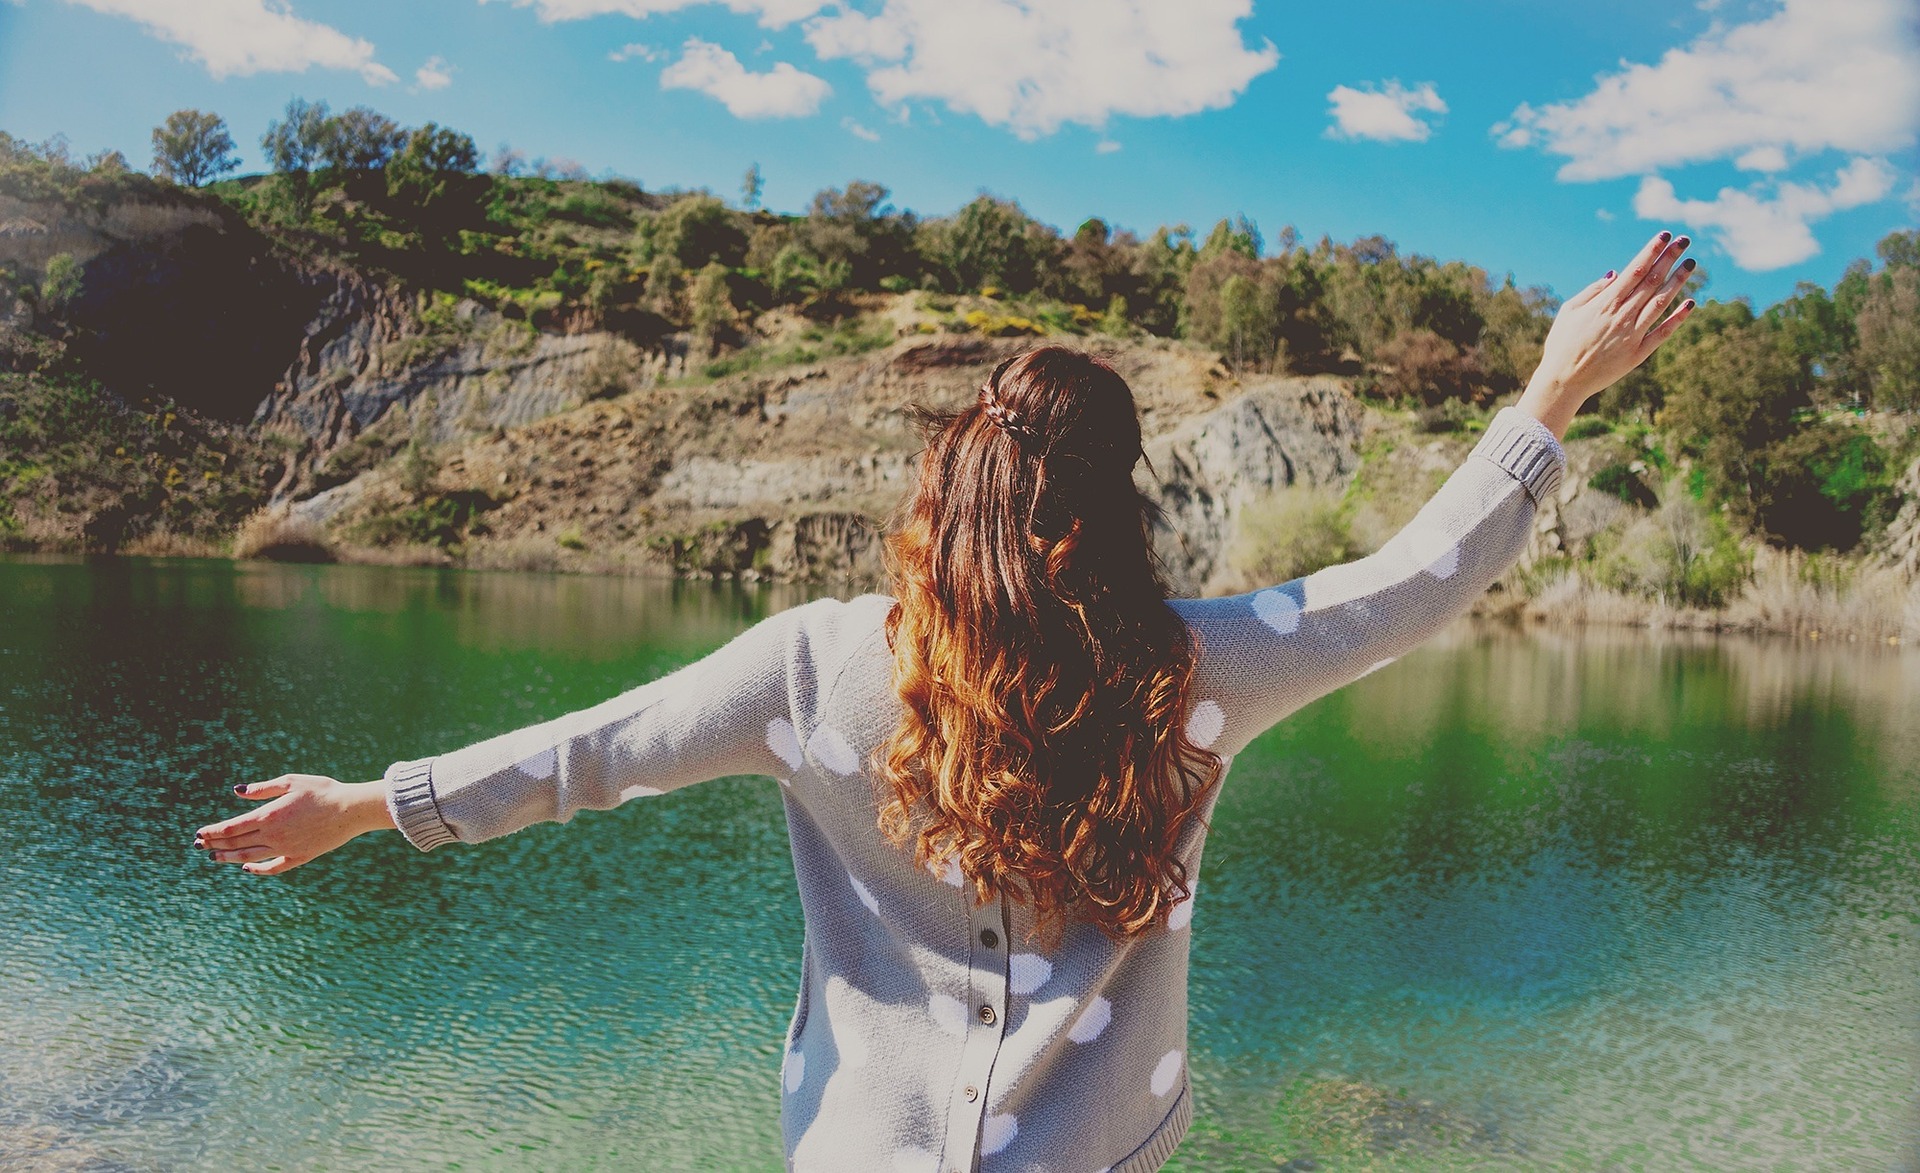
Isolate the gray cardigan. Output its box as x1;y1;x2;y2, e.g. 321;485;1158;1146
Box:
385;407;1565;1173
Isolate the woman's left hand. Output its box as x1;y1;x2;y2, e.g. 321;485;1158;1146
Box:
194;774;395;875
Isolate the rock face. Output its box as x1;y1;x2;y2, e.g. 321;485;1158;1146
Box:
1882;455;1920;576
1143;376;1366;595
299;327;1377;590
251;276;689;499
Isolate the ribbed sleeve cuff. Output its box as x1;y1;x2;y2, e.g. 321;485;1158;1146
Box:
1472;407;1566;506
385;758;458;851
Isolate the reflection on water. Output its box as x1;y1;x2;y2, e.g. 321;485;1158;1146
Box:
0;556;1914;1171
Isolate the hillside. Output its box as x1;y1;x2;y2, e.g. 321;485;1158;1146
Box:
1;123;1916;639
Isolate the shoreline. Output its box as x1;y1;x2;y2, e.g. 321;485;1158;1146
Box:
8;547;1910;647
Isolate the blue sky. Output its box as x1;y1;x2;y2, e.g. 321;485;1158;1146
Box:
1;0;1914;308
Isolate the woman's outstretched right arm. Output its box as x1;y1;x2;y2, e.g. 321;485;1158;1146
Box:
194;595;850;874
1178;230;1695;757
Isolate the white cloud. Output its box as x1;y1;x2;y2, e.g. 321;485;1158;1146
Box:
415;56;454;90
609;42;664;62
660;38;830;118
488;0;825;27
1096;139;1121;154
1495;0;1920;181
1734;145;1787;172
803;0;1278;139
842;116;880;141
1633;156;1899;269
1595;207;1616;222
1325;80;1446;143
65;0;396;83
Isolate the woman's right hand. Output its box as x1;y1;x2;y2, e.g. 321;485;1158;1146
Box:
194;774;396;875
1518;229;1696;438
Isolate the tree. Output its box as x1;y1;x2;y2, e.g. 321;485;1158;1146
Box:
741;163;763;211
320;106;406;174
1854;266;1920;410
926;195;1060;295
150;110;238;187
689;262;736;355
261;98;330;176
635;193;748;271
384;123;480;213
260;97;331;219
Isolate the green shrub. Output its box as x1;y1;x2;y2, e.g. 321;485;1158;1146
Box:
1232;485;1357;585
350;489;497;548
38;252;83;310
1588;462;1659;508
1590;491;1751;608
1565;415;1614;440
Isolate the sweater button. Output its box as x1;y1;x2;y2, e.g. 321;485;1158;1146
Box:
979;929;998;949
978;1004;996;1025
963;1085;978;1102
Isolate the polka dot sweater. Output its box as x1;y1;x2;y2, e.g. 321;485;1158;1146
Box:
385;407;1565;1173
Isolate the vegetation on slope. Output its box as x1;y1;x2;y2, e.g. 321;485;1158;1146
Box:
1;109;1916;634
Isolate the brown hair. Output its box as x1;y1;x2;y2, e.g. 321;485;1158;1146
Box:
877;346;1221;942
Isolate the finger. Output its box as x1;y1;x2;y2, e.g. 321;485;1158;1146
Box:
195;828;272;849
195;813;265;841
237;776;293;801
210;845;282;864
1565;269;1616;309
242;856;300;876
1637;298;1696;360
1609;230;1675;305
1639;256;1696;328
1632;235;1691;307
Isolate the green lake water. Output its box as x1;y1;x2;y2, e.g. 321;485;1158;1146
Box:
0;556;1915;1171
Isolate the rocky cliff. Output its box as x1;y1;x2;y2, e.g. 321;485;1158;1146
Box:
269;316;1403;592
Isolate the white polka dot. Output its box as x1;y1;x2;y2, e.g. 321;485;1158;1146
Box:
848;870;880;915
891;1148;939;1173
1008;953;1053;996
980;1112;1018;1156
618;784;664;802
766;718;804;771
807;724;860;775
929;993;967;1037
824;977;869;1069
1151;1049;1183;1096
928;856;964;888
1251;588;1302;634
518;747;557;780
1184;700;1225;748
1020;993;1078;1045
1068;996;1111;1044
1408;527;1461;579
783;1050;805;1093
1168;883;1197;932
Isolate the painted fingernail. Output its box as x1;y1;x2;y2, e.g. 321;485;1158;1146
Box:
1658;231;1671;242
1683;299;1696;309
1675;236;1690;248
192;838;204;849
206;850;219;861
1682;258;1696;270
234;784;248;796
1605;270;1616;280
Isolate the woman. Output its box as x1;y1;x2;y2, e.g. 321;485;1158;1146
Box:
196;232;1697;1171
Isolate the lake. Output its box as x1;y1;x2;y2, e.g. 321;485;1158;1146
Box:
1;556;1914;1170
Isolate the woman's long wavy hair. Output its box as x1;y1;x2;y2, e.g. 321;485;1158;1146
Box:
878;346;1221;943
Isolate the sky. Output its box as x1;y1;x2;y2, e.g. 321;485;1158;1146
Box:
1;0;1915;309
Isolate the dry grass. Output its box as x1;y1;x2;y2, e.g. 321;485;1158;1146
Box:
120;529;223;558
231;505;333;562
1519;550;1917;644
1722;550;1918;642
